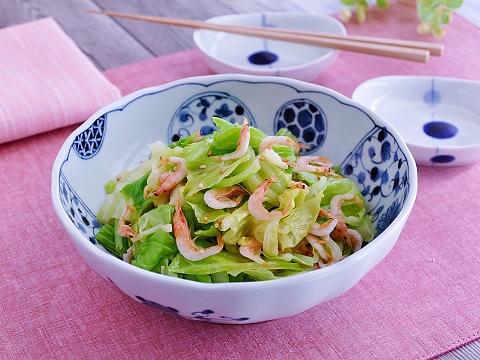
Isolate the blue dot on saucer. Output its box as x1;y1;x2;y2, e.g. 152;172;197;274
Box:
248;51;279;65
423;121;458;139
431;154;455;163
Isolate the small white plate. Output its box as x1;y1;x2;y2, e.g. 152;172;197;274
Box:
193;12;346;82
352;76;480;166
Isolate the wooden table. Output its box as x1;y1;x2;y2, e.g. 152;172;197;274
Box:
1;1;478;358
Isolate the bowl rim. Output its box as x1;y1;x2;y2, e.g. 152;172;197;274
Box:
51;73;418;290
193;12;347;74
352;75;480;152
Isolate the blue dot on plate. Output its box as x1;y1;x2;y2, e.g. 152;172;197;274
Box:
423;121;458;139
248;51;279;65
431;154;455;163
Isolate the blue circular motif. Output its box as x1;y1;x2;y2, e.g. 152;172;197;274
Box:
248;50;279;65
168;91;255;144
431;154;455;163
423;121;458;139
274;99;327;154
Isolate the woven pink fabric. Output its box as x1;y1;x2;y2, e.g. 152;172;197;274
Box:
0;18;120;145
2;4;480;360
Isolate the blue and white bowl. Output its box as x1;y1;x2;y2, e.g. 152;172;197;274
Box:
51;75;417;324
194;13;346;81
353;76;480;166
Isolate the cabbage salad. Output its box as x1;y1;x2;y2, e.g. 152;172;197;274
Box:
95;117;375;282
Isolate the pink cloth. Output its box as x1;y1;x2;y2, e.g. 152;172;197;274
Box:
2;4;480;360
0;18;120;145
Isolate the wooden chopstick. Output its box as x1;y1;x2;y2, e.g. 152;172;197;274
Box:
88;10;432;63
248;26;443;56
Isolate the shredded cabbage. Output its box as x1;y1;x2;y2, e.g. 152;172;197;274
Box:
95;117;376;282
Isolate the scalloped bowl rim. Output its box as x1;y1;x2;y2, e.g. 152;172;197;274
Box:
51;74;418;291
193;12;347;74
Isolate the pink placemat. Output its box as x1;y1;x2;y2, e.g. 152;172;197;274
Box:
0;18;120;145
2;4;480;360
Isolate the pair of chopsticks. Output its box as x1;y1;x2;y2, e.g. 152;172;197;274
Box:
88;10;443;63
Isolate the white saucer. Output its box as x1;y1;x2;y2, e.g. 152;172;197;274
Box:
193;12;346;82
352;76;480;166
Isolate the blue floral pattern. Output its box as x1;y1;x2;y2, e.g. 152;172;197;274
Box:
168;91;255;143
136;296;250;323
341;126;410;234
59;173;100;243
274;99;327;154
72;115;106;159
376;200;402;234
58;80;412;257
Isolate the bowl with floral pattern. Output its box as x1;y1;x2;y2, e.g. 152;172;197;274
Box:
51;74;417;324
